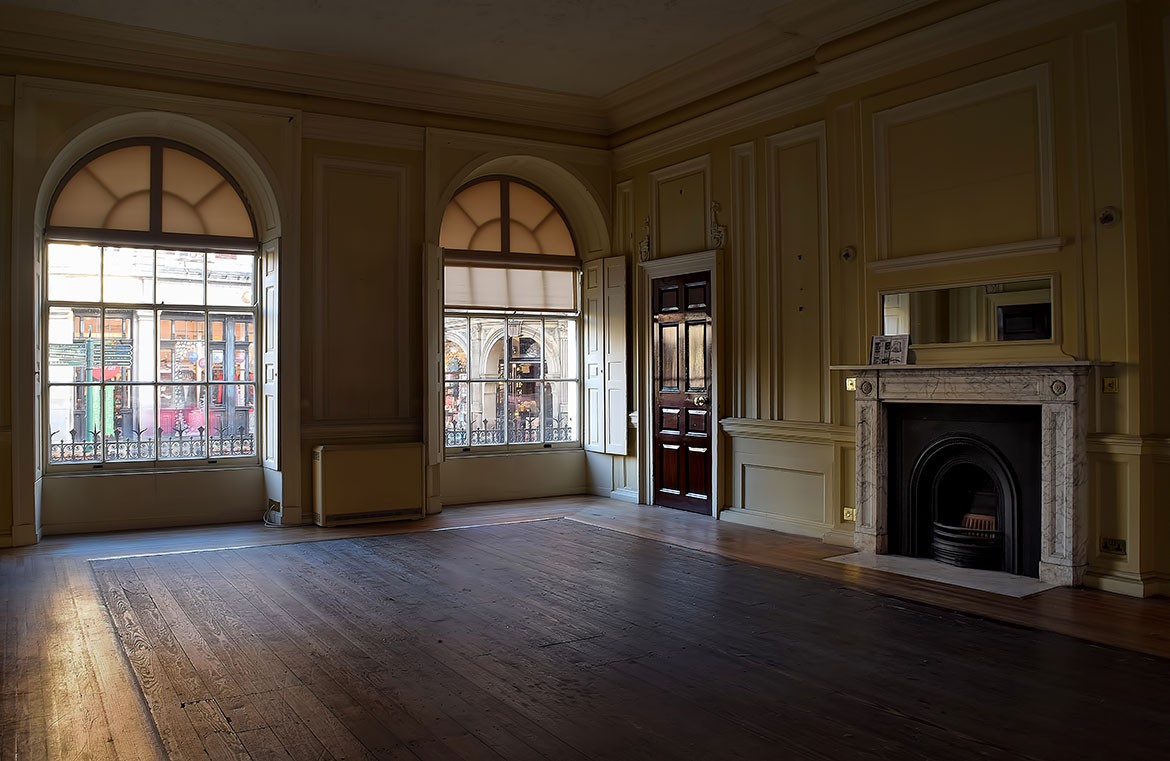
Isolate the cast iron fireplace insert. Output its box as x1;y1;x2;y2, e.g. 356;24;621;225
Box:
886;403;1042;577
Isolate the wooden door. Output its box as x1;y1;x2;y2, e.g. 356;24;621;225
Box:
652;272;712;514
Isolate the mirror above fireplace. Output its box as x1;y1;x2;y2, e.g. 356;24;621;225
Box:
882;278;1052;345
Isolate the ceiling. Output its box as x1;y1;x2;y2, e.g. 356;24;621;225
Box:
3;0;933;99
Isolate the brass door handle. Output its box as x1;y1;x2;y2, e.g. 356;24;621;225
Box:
694;395;709;407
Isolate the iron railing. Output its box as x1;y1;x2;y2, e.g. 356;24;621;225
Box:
49;427;255;463
445;418;575;448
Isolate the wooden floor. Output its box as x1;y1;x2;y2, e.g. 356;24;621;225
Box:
3;497;1169;760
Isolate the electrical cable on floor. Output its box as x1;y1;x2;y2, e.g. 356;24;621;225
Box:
263;506;291;527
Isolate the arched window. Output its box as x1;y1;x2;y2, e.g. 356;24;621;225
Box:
44;139;261;466
440;177;580;450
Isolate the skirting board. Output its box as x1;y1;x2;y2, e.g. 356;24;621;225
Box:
1083;570;1168;598
718;507;833;540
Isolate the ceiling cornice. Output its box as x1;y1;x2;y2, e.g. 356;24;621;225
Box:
0;6;610;135
603;0;938;132
612;0;1116;169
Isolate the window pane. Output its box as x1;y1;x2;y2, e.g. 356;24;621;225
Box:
157;250;206;305
209;313;254;381
543;319;577;379
444;381;469;447
687;319;708;392
207;253;256;307
103;247;154;303
49;146;151;231
103;308;155;383
444;317;468;380
469;317;505;380
441;181;501;251
104;385;156;462
159;385;207;460
208;385;256;458
160;311;206;382
48;306;100;384
47;385;102;463
659;322;679;391
507;381;542;443
163;148;254;238
47;243;101;302
508;319;543;380
469;381;505;446
544;382;579;443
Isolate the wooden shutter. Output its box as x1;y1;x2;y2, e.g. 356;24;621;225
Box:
583;260;604;452
260;237;279;471
584;256;628;455
603;257;628;455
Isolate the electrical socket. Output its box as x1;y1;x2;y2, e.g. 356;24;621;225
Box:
843;506;857;522
1103;377;1119;394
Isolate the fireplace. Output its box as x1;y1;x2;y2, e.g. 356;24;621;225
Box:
887;404;1041;577
840;362;1090;586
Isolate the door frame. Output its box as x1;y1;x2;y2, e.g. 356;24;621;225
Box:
638;249;721;517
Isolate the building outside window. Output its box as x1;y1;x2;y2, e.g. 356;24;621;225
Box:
439;177;580;450
43;140;260;466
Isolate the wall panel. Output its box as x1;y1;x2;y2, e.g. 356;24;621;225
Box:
767;124;827;424
872;65;1056;260
310;155;415;425
650;157;710;258
730;142;757;420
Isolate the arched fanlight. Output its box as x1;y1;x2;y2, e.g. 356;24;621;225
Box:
439;178;574;256
48;139;256;246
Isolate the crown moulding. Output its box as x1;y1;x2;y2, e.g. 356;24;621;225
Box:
0;0;1122;144
0;6;609;136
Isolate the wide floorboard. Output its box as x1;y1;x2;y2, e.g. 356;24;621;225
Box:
3;497;1170;760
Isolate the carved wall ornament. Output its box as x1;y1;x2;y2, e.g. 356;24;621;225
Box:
710;201;727;249
1051;379;1066;396
637;216;651;261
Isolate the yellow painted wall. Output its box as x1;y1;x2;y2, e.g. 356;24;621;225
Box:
0;0;1165;593
616;2;1166;591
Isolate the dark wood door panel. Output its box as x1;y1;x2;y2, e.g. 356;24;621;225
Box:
653;271;712;515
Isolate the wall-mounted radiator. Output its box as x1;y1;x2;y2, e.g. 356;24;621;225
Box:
312;443;426;526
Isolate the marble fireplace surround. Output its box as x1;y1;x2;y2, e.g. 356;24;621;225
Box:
836;362;1091;586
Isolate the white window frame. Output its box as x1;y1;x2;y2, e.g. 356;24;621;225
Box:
42;242;262;472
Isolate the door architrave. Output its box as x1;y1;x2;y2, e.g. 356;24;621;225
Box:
638;249;721;517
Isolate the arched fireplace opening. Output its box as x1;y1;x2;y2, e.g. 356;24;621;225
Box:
911;439;1019;573
888;403;1041;578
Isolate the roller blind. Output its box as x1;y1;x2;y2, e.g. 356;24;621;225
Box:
444;265;577;312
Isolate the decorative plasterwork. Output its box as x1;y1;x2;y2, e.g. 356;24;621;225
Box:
871;64;1057;261
0;7;608;135
865;237;1066;274
844;362;1091;586
604;0;937;130
614;0;1110;168
303;114;425;151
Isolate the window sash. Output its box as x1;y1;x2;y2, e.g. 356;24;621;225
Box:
443;312;580;451
44;241;259;468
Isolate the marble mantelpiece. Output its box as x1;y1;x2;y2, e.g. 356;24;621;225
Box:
833;362;1091;586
